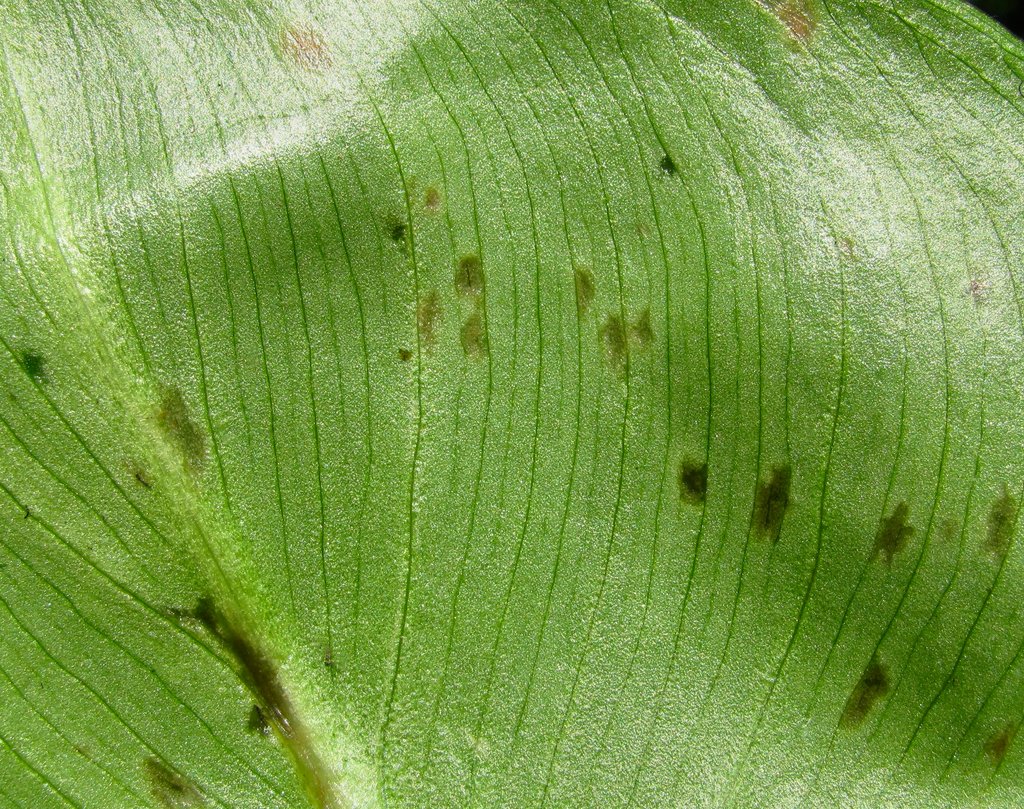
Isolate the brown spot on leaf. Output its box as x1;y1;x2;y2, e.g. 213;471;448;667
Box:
417;290;441;346
968;278;991;303
461;310;487;359
872;502;914;565
771;0;816;42
841;658;889;727
144;758;205;808
753;464;791;543
389;220;406;244
985;724;1017;765
600;313;627;367
425;187;442;211
988;486;1018;559
324;646;334;668
157;387;206;475
574;268;595;315
282;25;331;70
679;460;708;504
398;348;413;362
630;309;654;349
455;254;484;297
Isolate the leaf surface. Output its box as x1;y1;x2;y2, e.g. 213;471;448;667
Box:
1;0;1024;806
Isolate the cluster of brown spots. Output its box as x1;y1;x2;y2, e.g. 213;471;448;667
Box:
157;387;206;475
455;254;485;297
248;704;270;736
281;25;331;70
574;267;595;315
872;502;914;565
460;311;487;358
144;757;205;808
679;460;708;504
425;187;442;211
417;290;441;346
841;658;889;727
20;351;45;382
753;464;791;543
454;255;488;360
987;486;1018;559
599;310;654;368
985;724;1017;765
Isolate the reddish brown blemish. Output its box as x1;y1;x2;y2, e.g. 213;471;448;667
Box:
282;25;331;70
425;187;442;211
764;0;816;42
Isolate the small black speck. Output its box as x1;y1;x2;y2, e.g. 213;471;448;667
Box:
660;154;677;176
390;222;406;243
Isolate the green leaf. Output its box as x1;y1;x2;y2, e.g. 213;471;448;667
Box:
1;0;1023;806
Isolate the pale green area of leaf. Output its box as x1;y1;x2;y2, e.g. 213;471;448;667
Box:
1;0;1023;806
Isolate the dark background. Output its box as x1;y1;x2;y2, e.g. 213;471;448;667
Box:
971;0;1024;37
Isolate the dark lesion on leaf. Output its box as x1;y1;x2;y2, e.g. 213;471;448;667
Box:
630;309;654;349
679;460;708;504
841;657;889;727
417;290;441;347
753;464;791;543
872;502;914;565
247;703;270;736
424;186;442;211
398;348;413;362
987;485;1018;559
600;313;628;367
985;724;1017;765
144;757;205;808
455;254;485;297
191;597;334;803
574;267;595;315
659;154;677;176
133;467;153;490
20;351;45;382
388;219;407;245
156;387;206;475
461;310;488;359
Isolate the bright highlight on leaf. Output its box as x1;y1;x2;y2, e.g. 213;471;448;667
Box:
1;0;1023;806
